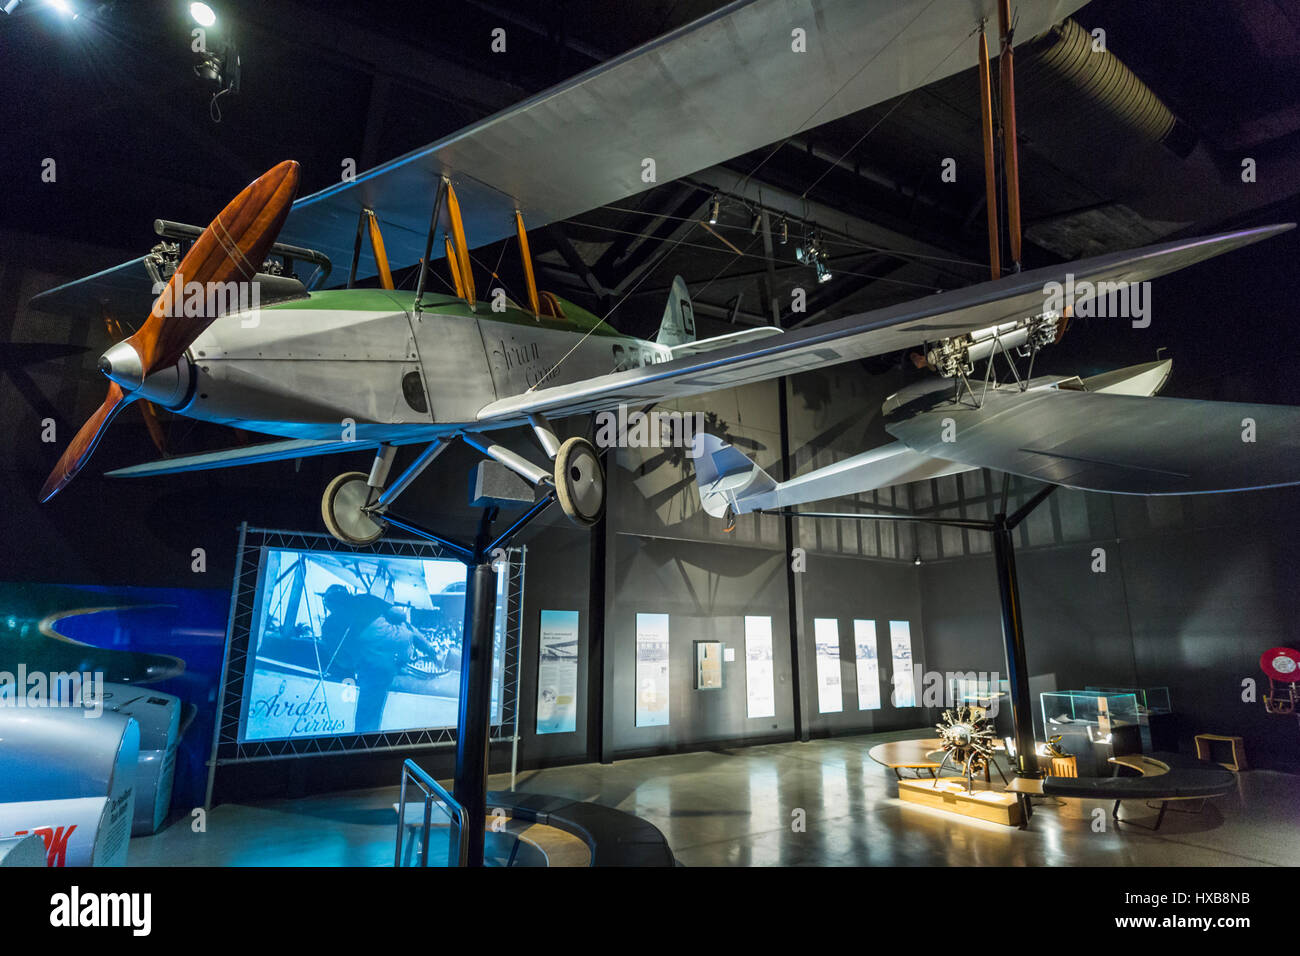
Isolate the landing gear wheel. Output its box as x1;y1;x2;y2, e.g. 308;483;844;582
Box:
554;436;605;528
321;471;386;546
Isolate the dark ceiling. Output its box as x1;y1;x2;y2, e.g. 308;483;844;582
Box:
3;0;1300;376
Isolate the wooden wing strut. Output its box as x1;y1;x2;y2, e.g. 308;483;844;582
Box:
978;25;1001;281
444;236;467;300
515;209;542;318
444;180;477;309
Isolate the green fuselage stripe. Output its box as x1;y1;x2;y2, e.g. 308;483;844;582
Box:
267;288;639;342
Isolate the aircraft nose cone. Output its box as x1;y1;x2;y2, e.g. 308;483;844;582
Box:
98;341;145;390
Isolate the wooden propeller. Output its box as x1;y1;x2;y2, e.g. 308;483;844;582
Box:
40;160;301;502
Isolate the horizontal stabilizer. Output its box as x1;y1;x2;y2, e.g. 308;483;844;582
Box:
692;434;777;517
885;387;1300;495
106;438;380;479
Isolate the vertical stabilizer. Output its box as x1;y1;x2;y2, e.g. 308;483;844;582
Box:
657;275;696;347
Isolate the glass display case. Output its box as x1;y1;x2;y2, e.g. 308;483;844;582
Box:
949;675;1012;736
1040;690;1142;775
1085;686;1175;751
1085;686;1171;714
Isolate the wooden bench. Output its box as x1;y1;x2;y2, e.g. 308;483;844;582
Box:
1193;734;1248;771
1005;752;1235;830
867;738;944;780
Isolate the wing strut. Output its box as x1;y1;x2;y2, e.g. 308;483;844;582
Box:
413;177;448;311
998;0;1023;270
978;23;1001;281
347;208;395;290
445;236;468;300
444;179;477;310
515;209;542;319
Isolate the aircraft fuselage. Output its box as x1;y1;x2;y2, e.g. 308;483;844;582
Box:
165;288;671;441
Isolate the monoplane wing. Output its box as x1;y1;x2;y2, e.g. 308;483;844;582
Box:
884;386;1300;495
476;224;1292;426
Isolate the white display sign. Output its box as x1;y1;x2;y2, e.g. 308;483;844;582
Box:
813;618;843;714
853;619;881;711
635;613;671;727
744;615;775;719
890;619;917;707
536;610;580;734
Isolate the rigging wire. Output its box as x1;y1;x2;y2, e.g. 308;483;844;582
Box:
733;0;941;200
797;24;981;202
524;226;699;392
560;220;945;293
593;203;984;269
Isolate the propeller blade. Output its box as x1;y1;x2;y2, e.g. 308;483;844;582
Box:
127;159;301;376
39;382;134;502
40;160;301;502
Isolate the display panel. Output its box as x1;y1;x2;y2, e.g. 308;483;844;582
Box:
635;613;670;727
695;641;723;690
813;618;843;714
853;619;881;711
744;616;775;719
889;620;916;707
237;547;506;742
536;609;579;735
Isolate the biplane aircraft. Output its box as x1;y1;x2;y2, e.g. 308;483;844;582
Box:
31;0;1300;545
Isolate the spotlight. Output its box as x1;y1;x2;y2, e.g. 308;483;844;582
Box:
913;554;922;566
778;218;788;245
48;0;78;18
708;196;720;226
190;2;215;26
796;229;832;283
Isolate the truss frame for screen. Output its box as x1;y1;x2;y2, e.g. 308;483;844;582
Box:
204;524;525;807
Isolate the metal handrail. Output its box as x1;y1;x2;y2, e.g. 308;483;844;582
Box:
396;759;469;867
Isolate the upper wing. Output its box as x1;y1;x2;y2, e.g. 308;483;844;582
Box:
31;0;1088;318
28;257;156;322
477;224;1293;425
279;0;1087;278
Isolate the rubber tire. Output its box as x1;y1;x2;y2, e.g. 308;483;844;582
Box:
554;436;605;528
321;471;386;546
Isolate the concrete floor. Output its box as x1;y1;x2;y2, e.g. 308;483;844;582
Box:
129;729;1300;866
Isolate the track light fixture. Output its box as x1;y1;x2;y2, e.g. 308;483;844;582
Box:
708;195;720;225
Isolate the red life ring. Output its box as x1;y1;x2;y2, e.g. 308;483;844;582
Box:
1260;647;1300;683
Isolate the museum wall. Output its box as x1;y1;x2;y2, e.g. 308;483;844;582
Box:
599;358;938;759
917;477;1300;768
797;551;927;736
514;522;594;767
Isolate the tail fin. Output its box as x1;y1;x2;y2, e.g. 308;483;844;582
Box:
656;275;696;347
692;433;777;518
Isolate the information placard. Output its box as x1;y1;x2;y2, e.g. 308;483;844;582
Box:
744;616;776;719
813;618;843;714
536;610;579;734
635;613;671;727
854;619;881;711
